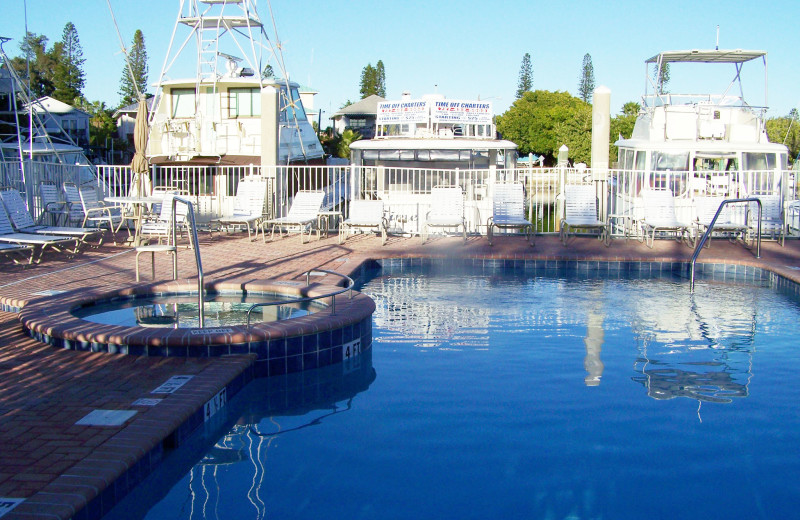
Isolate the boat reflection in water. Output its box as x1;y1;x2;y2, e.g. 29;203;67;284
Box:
108;350;375;520
630;284;756;416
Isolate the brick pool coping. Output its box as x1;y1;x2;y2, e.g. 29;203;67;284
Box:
2;233;800;519
19;278;375;379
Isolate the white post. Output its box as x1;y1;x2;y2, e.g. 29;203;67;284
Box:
261;86;281;214
592;85;611;219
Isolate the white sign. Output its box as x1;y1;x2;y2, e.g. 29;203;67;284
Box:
342;339;362;374
204;388;227;422
152;375;194;394
431;100;493;124
377;100;429;124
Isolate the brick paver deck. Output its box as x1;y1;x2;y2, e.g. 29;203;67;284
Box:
1;230;800;519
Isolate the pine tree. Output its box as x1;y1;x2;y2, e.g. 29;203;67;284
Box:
52;22;85;104
359;63;376;98
375;60;386;97
118;29;149;108
516;53;533;99
577;53;595;103
11;32;58;98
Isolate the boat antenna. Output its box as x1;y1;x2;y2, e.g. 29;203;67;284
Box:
715;25;719;50
105;0;142;100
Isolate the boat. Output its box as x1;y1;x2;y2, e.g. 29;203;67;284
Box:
614;49;790;198
349;92;519;234
0;38;102;207
146;0;324;167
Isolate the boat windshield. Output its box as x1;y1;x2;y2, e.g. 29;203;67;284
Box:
651;151;689;171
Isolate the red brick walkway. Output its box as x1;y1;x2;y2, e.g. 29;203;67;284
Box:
1;230;800;519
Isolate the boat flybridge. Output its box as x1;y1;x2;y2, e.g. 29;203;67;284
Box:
614;49;789;197
147;0;324;166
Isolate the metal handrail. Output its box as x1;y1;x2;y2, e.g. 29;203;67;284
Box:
690;197;761;292
245;269;354;328
172;196;205;327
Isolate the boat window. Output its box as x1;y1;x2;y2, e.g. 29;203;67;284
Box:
634;151;646;171
281;87;307;123
228;88;261;118
171;89;196;118
743;152;776;171
650;152;688;171
624;150;634;171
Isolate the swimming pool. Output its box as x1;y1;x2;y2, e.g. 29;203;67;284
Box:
105;260;800;519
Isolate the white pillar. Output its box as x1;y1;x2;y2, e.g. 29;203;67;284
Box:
261;86;282;213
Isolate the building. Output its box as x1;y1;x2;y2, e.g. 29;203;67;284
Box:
331;95;385;139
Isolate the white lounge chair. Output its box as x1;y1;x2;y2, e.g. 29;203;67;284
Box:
639;189;692;248
0;189;102;249
0;202;80;264
263;190;325;243
559;184;609;246
487;183;533;246
0;242;34;264
339;200;388;245
422;186;466;244
693;196;747;247
212;176;268;240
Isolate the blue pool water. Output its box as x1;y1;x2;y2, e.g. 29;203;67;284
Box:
106;262;800;519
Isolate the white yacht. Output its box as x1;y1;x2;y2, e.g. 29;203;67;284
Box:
147;0;324;166
614;49;789;197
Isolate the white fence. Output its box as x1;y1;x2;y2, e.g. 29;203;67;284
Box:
6;160;798;239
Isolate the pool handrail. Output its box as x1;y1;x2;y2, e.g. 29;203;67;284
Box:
172;196;205;327
245;269;354;328
690;197;761;292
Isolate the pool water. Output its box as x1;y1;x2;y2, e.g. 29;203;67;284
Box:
72;292;315;328
106;264;800;519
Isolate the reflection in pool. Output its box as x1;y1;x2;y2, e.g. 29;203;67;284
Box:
72;292;317;328
107;263;800;520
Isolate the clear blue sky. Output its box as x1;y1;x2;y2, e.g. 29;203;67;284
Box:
4;0;799;123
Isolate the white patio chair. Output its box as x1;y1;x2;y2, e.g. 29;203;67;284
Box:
263;190;325;243
212;176;268;241
339;200;388;245
0;189;102;249
693;196;747;248
0;201;80;264
639;189;693;248
76;185;124;243
487;183;533;246
422;186;466;244
38;181;69;226
748;194;786;246
140;192;190;246
559;184;609;246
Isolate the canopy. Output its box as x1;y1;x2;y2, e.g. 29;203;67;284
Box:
646;49;766;64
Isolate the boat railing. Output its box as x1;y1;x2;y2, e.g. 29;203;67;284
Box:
245;270;354;328
690;197;761;292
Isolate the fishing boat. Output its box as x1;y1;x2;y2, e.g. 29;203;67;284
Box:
614;49;790;197
147;0;324;167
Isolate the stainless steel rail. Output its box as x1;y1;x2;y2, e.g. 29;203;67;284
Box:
172;196;205;327
245;269;354;328
690;197;761;292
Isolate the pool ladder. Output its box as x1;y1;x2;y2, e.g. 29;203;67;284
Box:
172;197;206;327
690;197;761;293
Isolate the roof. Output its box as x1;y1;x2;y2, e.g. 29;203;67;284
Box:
28;96;89;117
113;97;156;118
350;138;517;151
333;95;386;118
646;49;766;64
